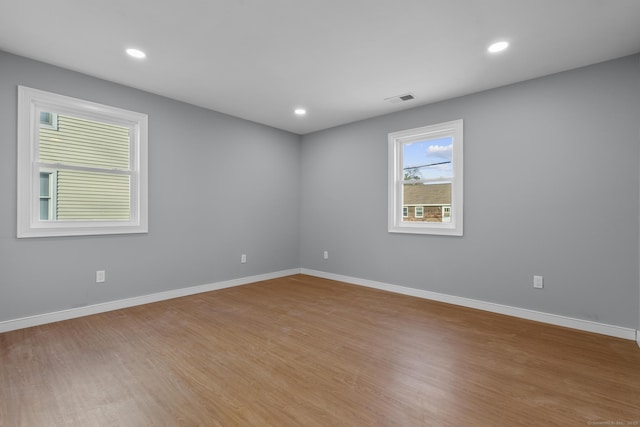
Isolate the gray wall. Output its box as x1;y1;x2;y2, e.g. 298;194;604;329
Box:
0;51;301;322
2;50;639;332
300;55;640;329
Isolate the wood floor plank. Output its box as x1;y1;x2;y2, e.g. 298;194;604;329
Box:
1;274;639;426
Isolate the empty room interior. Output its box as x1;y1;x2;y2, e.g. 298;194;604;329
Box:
1;1;640;425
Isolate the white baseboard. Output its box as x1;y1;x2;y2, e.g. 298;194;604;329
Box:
0;269;301;334
3;267;637;344
301;269;638;341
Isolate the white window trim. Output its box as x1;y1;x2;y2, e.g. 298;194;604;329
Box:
415;206;424;218
388;119;463;236
17;86;148;238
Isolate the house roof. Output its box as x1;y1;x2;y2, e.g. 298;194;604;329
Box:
403;183;451;205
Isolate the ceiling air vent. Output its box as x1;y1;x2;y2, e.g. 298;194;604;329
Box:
385;93;415;104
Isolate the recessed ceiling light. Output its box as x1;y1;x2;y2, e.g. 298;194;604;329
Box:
126;48;146;59
294;108;307;116
487;41;509;53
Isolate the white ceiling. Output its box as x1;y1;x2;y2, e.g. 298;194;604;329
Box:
1;0;640;135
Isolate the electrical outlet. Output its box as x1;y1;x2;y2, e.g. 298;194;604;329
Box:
533;275;543;289
241;254;247;264
96;270;106;283
323;251;329;260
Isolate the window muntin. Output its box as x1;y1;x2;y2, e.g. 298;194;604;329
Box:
388;119;463;235
17;86;148;238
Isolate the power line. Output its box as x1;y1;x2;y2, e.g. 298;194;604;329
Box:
404;161;451;170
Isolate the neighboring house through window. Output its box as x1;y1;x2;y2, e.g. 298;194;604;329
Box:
39;170;56;220
17;86;148;238
39;111;58;130
442;206;451;221
402;183;451;222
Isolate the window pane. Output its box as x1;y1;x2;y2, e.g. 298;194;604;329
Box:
39;199;49;220
39;114;130;170
401;136;453;223
402;136;453;181
40;112;52;126
55;170;130;221
402;183;452;222
39;172;50;197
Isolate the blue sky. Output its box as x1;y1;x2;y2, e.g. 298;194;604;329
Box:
402;136;453;180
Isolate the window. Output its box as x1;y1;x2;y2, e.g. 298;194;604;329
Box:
39;112;58;130
388;119;463;236
442;206;451;222
39;170;56;220
17;86;148;238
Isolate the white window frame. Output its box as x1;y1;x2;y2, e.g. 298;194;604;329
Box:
415;206;424;218
388;119;463;236
17;86;148;238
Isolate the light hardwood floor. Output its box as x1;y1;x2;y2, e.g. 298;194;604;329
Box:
1;274;639;426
